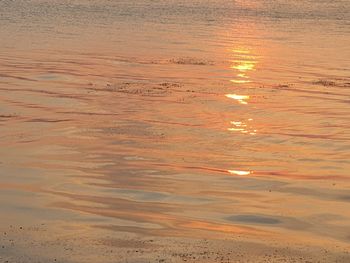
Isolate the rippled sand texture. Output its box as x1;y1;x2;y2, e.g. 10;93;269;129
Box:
1;0;350;262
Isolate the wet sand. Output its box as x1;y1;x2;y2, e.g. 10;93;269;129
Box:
1;223;350;263
1;0;350;262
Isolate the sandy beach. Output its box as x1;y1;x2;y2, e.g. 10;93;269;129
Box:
1;0;350;262
1;222;350;263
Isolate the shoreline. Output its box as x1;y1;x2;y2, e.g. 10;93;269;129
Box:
1;223;349;263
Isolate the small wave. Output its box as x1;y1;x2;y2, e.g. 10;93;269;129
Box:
89;82;185;97
0;114;18;119
26;118;72;123
168;57;214;66
312;79;350;88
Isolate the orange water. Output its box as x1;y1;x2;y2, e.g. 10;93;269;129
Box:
0;0;350;246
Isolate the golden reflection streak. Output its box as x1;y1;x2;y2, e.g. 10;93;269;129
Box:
230;62;256;72
228;119;257;135
225;93;250;104
237;73;248;78
230;79;251;84
228;170;251;176
229;48;257;84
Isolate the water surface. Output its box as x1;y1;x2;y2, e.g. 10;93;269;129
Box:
0;0;350;253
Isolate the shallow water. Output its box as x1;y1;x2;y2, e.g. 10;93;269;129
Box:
0;0;350;250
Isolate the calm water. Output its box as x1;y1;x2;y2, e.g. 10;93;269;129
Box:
1;0;350;247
